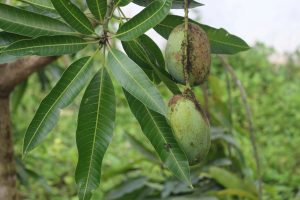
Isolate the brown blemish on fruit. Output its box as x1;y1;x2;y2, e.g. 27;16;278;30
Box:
168;95;182;107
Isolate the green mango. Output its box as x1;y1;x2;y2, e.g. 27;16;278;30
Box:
169;93;210;165
165;23;211;86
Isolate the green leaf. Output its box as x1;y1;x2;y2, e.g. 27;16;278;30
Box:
116;0;172;41
1;35;88;57
23;56;95;154
133;0;203;9
122;34;181;94
124;90;192;186
107;47;167;116
215;189;257;200
0;32;28;50
86;0;106;22
122;34;165;69
51;0;94;35
0;32;28;63
20;0;55;10
0;3;75;37
209;167;257;195
115;0;133;7
76;68;116;200
154;15;250;54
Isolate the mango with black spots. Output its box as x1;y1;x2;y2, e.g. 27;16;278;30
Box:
165;23;211;85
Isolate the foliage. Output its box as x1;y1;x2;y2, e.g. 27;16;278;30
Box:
10;43;300;199
3;1;288;200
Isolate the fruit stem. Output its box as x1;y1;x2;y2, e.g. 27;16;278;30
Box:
183;0;191;89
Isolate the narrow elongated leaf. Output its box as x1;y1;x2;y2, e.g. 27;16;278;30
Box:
154;15;250;54
1;35;88;57
107;47;167;116
116;0;172;41
124;90;191;186
0;32;28;63
133;0;203;9
0;32;28;50
122;34;165;69
20;0;54;10
23;56;95;154
51;0;94;34
122;34;181;94
0;3;75;37
76;68;116;200
86;0;106;22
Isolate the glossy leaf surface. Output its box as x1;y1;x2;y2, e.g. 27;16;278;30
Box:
76;68;116;200
116;0;172;41
107;47;167;116
23;56;94;154
124;90;191;186
51;0;94;34
0;3;75;37
1;35;88;56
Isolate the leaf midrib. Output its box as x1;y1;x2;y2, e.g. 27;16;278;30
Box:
82;70;104;199
0;15;75;35
23;57;93;154
116;0;169;38
108;47;166;116
5;41;90;54
96;0;103;22
57;0;94;34
144;107;191;185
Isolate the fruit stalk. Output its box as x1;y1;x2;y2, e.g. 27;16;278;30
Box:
183;0;190;88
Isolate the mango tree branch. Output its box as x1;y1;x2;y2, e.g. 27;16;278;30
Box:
0;56;58;97
218;55;262;200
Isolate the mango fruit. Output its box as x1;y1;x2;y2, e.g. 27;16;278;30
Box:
168;93;210;165
165;23;211;85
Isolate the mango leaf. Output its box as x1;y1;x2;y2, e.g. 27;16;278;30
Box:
133;0;203;9
0;3;75;37
215;189;257;200
86;0;106;22
122;34;181;94
1;35;88;57
154;15;250;54
76;68;116;200
122;34;165;69
107;47;167;117
51;0;94;35
0;32;28;63
209;167;257;195
124;90;192;186
20;0;55;10
116;0;172;41
0;32;28;50
115;0;133;7
23;56;95;154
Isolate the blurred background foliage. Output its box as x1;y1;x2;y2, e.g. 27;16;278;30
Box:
10;42;300;200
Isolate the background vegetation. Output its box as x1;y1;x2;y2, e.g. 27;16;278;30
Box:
10;42;300;199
